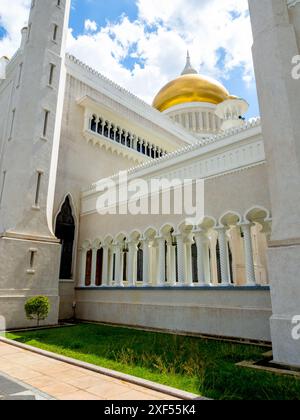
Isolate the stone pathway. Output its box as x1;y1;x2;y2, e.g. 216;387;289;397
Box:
0;342;179;400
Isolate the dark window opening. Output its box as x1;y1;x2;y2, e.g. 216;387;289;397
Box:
85;250;92;286
90;116;97;132
216;240;222;284
55;196;75;280
137;246;143;282
96;248;103;286
192;242;198;283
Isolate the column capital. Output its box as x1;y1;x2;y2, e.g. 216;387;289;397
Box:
193;229;207;239
215;225;230;232
155;235;166;243
239;221;255;228
126;240;139;249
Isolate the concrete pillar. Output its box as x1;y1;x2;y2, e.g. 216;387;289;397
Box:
114;244;124;287
240;223;256;286
175;234;185;286
127;242;137;287
194;230;206;286
90;247;98;287
249;0;300;366
185;240;193;286
79;249;87;288
142;239;150;287
101;245;109;286
157;237;166;287
216;227;230;286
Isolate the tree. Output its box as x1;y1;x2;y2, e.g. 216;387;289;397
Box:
25;296;50;327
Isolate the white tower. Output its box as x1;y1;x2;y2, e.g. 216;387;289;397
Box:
249;0;300;367
0;0;71;328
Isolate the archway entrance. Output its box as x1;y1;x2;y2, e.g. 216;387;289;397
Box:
55;196;75;280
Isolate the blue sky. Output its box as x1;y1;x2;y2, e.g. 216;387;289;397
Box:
70;0;139;36
0;0;259;118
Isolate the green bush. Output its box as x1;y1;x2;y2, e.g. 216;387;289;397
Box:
25;296;50;327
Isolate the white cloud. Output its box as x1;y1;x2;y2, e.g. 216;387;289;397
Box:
0;0;30;58
0;0;255;105
67;0;254;104
84;19;97;33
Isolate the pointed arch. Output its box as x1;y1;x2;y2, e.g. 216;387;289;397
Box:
55;195;76;280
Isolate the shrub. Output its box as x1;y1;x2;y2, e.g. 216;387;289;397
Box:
25;296;50;327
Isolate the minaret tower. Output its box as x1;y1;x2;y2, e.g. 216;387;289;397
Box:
0;0;71;328
249;0;300;367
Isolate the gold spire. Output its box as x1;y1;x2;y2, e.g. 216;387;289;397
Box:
181;50;198;75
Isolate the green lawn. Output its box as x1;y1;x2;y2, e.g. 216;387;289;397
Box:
5;323;300;400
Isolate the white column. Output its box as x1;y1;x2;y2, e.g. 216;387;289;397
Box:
194;230;206;286
203;239;211;284
113;128;117;142
79;248;87;287
107;122;112;139
142;239;150;286
240;222;256;286
127;242;137;287
216;227;231;286
102;245;109;287
124;131;128;146
101;121;105;136
114;244;124;287
90;247;98;287
157;237;166;286
186;240;193;287
175;234;185;286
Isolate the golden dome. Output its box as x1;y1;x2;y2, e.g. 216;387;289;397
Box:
153;52;230;112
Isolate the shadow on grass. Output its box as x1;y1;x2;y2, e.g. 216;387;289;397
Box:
7;323;300;400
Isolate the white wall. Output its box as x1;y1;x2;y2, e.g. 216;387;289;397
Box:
75;288;272;341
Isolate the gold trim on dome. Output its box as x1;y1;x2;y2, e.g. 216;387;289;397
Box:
153;74;230;112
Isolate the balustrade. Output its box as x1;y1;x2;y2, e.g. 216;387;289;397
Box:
89;113;164;159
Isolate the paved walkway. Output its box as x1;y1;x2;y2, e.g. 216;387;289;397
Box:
0;342;178;400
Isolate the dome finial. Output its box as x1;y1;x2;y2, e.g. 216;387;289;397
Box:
181;50;198;76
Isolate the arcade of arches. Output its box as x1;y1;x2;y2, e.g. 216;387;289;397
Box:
78;208;271;289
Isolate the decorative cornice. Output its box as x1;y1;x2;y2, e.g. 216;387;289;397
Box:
83;129;151;165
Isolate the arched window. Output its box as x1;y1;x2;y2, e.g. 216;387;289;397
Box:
85;250;92;286
110;124;115;140
137;245;143;282
103;121;109;138
96;248;103;286
112;253;116;282
173;239;179;283
116;128;120;143
192;242;198;283
55;196;75;280
90;115;97;132
121;130;126;145
97;118;103;135
228;242;233;284
123;246;128;282
137;138;141;152
164;241;168;283
216;240;222;284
